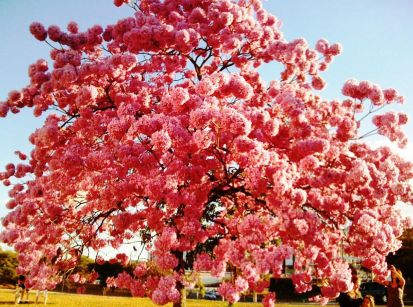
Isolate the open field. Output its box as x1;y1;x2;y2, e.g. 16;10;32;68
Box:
0;289;283;307
2;289;213;306
0;289;398;306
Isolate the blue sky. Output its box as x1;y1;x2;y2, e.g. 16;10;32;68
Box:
0;1;413;227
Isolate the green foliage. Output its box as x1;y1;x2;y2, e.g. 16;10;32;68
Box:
0;248;18;284
76;256;94;274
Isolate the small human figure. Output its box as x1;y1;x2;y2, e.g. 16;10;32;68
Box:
386;265;405;307
361;295;375;307
14;275;27;304
338;275;363;307
35;289;48;305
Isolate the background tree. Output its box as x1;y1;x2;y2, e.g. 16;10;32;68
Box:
57;255;95;292
1;0;412;306
89;260;134;287
387;228;413;281
0;248;18;285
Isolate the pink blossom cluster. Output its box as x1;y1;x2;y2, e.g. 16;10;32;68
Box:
109;271;147;297
372;112;408;147
291;272;313;293
262;292;276;307
30;21;103;52
218;282;240;304
315;39;342;62
69;273;86;284
109;253;129;266
346;209;404;276
193;253;212;272
151;275;180;305
342;79;404;105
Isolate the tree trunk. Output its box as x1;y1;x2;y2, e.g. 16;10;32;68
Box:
172;251;187;307
172;281;187;307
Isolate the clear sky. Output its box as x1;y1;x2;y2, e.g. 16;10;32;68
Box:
1;0;413;246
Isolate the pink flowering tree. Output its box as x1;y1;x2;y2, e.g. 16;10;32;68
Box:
1;0;412;306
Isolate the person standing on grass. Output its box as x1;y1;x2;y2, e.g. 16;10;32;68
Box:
385;265;405;307
15;275;28;304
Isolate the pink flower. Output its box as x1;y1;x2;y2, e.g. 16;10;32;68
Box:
312;75;326;90
106;277;116;288
88;271;99;283
292;218;309;235
193;253;213;271
235;276;249;292
70;273;86;283
151;130;172;152
133;263;146;277
75;85;98;106
14;151;27;161
336;116;357;141
368;85;384;105
113;0;126;7
96;256;105;265
189;8;207;23
263;292;276;307
155;252;178;270
398;113;409;125
115;253;129;266
315;39;329;53
29;22;47;41
328;43;342;55
47;25;62;42
218;282;240;304
211;260;227;278
130;280;145;297
175;29;190;44
5;200;17;210
67;21;79;34
229;75;253;99
152;276;179;304
0;102;9;117
152;290;168;305
8;90;23;103
195;78;216;96
383;88;398;101
320;286;339;299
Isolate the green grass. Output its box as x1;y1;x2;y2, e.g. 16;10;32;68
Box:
0;288;343;306
0;289;265;306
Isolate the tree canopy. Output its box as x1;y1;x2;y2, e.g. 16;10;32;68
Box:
1;0;412;306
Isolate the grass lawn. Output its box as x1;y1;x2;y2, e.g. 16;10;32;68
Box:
0;288;398;307
0;289;268;306
0;289;338;306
